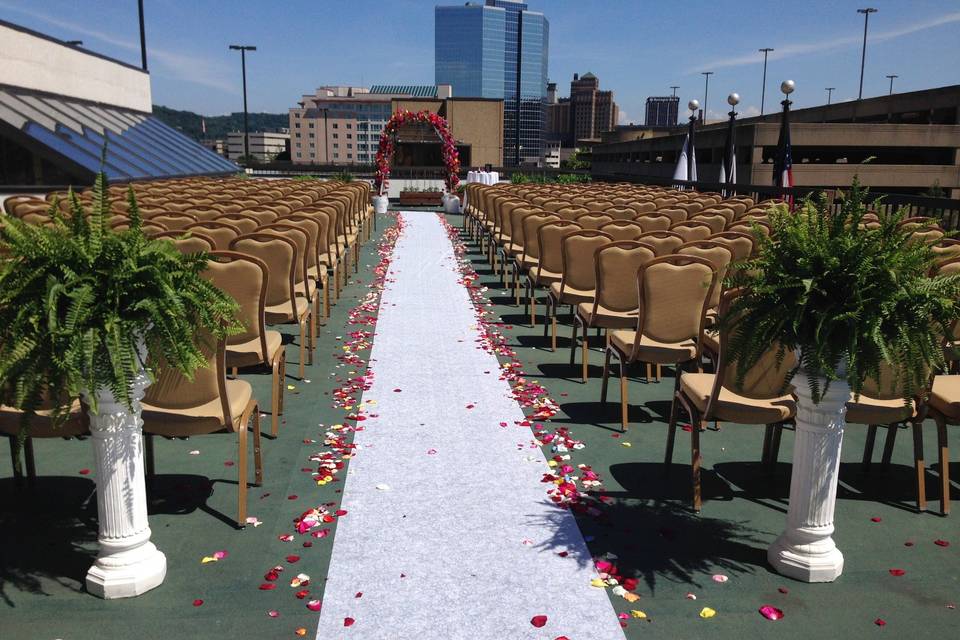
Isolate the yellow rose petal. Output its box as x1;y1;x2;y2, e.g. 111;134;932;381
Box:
201;556;217;564
631;610;647;619
699;607;716;619
623;592;641;603
590;578;607;588
621;442;632;447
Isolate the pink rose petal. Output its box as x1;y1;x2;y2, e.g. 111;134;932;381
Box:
759;605;783;621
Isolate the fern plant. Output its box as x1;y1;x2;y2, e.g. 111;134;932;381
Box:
724;178;960;403
0;170;240;437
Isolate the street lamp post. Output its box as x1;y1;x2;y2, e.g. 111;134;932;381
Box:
229;45;257;163
759;48;774;114
701;72;713;123
825;87;835;105
670;85;679;97
687;99;699;183
857;8;878;100
886;74;898;95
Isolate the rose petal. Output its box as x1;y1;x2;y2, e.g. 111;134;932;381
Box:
700;607;717;619
712;574;729;583
344;617;355;627
759;605;783;621
355;592;363;598
530;615;548;628
267;610;280;618
778;587;789;594
307;599;322;612
889;569;905;577
286;555;300;563
871;517;882;522
192;598;204;607
259;583;277;590
78;468;91;475
935;539;950;547
875;618;887;626
295;628;307;637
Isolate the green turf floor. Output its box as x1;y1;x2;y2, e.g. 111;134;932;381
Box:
1;210;958;640
443;212;959;639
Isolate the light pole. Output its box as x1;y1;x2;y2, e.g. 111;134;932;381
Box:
670;85;679;97
687;99;699;183
759;48;774;114
825;87;835;105
701;72;713;123
857;8;878;100
229;45;257;163
138;0;147;71
886;74;898;95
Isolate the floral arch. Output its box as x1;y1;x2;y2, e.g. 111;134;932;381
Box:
374;109;461;196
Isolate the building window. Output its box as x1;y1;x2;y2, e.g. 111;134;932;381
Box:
295;132;301;138
308;122;314;128
332;123;339;129
346;133;352;139
309;142;315;148
333;143;339;149
294;122;301;128
296;152;302;157
347;143;352;149
334;152;340;158
347;153;353;159
308;133;315;138
346;123;352;129
295;142;301;148
332;133;338;139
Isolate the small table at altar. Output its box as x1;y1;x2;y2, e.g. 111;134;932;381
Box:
464;171;500;209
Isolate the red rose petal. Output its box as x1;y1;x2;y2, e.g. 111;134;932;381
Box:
875;618;887;626
335;509;348;516
306;600;322;612
889;569;905;577
295;589;310;599
344;617;355;627
934;539;950;547
904;541;915;547
355;592;363;598
258;583;277;590
531;615;548;628
267;610;280;618
286;555;300;563
287;495;298;500
778;587;789;594
78;468;91;475
224;460;234;467
393;388;402;392
759;605;783;620
192;599;204;607
871;517;882;522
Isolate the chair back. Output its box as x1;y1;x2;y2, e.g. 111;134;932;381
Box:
599;220;644;241
708;231;755;261
560;230;613;292
520;212;559;262
628;201;657;216
670;220;714;243
229;233;298;317
184;221;242;250
150;212;197;230
206;251;269;361
677;241;733;308
637;230;684;256
594;241;657;313
536;221;582;276
152;230;216;253
144;329;231;425
656;208;687;226
574;213;614;230
604;206;635;221
215;213;260;234
634;254;717;359
690;213;728;234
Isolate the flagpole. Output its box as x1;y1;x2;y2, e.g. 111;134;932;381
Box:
774;80;795;205
722;92;739;196
687;99;699;189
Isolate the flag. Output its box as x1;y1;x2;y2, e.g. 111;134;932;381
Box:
672;133;697;183
773;103;793;190
719;113;736;187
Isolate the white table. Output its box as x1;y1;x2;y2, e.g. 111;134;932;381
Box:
465;171;500;209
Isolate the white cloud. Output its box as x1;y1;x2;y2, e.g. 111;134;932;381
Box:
0;1;237;93
689;11;960;73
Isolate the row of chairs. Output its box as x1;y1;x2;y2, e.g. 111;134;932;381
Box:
1;177;377;526
461;181;960;515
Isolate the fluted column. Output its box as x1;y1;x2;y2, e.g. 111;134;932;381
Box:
83;348;166;598
768;370;847;582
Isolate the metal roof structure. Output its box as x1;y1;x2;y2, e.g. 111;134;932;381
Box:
0;83;237;182
369;85;439;98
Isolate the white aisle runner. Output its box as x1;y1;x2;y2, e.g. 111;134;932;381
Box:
315;212;624;640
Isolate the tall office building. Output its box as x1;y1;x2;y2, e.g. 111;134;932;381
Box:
435;0;549;166
645;96;680;127
569;72;618;142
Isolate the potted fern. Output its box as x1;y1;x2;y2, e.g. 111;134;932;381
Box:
0;169;239;598
724;180;960;582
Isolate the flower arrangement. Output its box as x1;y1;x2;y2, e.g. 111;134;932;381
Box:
374;109;461;195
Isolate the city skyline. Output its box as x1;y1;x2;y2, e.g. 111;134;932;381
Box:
1;0;958;123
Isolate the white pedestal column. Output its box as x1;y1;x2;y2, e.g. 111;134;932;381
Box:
373;195;389;215
83;359;166;598
768;371;847;582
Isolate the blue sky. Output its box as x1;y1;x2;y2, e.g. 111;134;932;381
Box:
2;0;958;122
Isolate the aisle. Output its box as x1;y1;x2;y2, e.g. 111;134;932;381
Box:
315;212;624;639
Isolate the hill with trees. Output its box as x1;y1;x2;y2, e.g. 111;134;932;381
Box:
152;105;288;140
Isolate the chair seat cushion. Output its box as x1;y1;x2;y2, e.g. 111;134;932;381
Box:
929;375;960;420
680;372;796;424
549;281;595;305
577;302;637;329
0;400;88;438
227;330;283;368
845;394;915;425
265;296;309;324
529;266;561;286
142;379;253;436
610;330;697;364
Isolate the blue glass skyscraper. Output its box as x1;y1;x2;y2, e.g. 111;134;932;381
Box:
435;0;549;166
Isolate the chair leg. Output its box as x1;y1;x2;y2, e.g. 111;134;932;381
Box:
530;286;537;328
862;424;879;471
24;437;36;481
236;418;248;528
935;414;950;515
271;355;281;437
665;394;680;467
323;279;331;319
880;424;899;469
298;319;307;378
619;358;629;432
568;317;578;366
581;321;589;383
768;424;783;470
550;303;558;351
308;311;316;365
278;351;287;416
691;419;703;512
600;348;611;404
144;433;155;479
761;424;774;465
251;402;263;486
912;421;927;512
